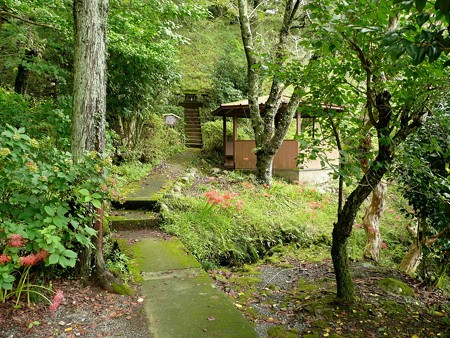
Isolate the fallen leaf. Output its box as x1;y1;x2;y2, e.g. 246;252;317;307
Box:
207;317;215;321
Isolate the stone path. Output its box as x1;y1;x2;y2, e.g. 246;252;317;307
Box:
109;150;258;338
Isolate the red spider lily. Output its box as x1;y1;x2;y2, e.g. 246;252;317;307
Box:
19;254;40;266
308;201;322;209
8;234;27;247
204;191;224;205
0;254;11;265
19;249;48;266
236;200;244;211
35;249;49;261
49;290;64;312
241;182;254;190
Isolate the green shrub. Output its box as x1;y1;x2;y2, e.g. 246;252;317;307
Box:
0;125;117;303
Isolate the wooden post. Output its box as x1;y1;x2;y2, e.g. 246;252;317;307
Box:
233;112;238;168
223;116;227;165
296;111;302;135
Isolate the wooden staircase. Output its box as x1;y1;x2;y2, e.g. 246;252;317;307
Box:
180;93;203;148
184;108;203;148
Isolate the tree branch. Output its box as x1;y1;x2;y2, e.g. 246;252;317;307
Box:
0;11;57;29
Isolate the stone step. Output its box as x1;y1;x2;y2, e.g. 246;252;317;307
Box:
111;197;160;211
108;210;161;230
186;131;202;137
186;135;202;143
186;143;203;148
185;122;201;126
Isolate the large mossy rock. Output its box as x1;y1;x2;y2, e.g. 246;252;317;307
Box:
377;277;414;296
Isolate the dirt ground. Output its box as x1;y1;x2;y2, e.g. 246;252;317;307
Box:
2;257;448;338
0;278;149;338
211;258;450;338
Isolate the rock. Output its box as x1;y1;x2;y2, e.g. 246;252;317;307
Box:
378;277;414;296
172;184;182;193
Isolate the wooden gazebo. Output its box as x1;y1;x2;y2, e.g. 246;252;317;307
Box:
211;95;341;182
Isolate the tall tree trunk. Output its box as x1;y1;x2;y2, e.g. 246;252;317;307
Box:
256;152;274;184
332;171;382;303
14;49;38;95
72;0;121;292
363;181;387;262
72;0;107;162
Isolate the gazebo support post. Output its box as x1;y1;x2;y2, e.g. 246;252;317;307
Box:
223;116;227;165
233;112;238;168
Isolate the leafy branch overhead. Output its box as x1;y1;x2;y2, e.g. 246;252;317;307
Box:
389;0;450;65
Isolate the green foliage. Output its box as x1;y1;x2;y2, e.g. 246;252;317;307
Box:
0;125;117;303
0;88;72;150
0;0;74;95
209;46;248;108
178;19;243;93
112;113;185;164
107;0;205;156
392;0;450;65
393;108;450;281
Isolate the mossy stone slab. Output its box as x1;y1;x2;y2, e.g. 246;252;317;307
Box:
142;272;257;338
131;237;257;338
132;237;201;272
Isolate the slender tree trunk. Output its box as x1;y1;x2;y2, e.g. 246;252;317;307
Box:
399;238;423;275
331;230;354;302
363;181;387;262
72;0;121;292
14;49;38;95
332;173;380;303
238;0;303;185
400;218;445;276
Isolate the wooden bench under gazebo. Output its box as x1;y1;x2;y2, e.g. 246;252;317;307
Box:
211;95;341;183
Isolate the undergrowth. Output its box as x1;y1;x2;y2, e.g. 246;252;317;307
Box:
161;172;335;268
160;170;417;275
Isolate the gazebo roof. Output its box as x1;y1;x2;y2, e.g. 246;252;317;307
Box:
211;95;343;118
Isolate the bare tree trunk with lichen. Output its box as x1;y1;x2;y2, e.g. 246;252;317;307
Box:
363;181;387;262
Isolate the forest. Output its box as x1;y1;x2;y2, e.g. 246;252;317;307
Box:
0;0;449;337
